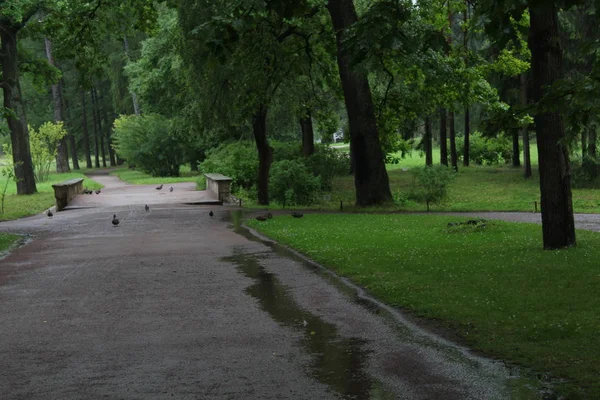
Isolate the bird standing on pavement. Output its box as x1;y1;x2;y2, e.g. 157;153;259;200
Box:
145;204;150;212
95;189;101;194
209;210;214;218
47;210;53;218
156;184;163;190
170;186;174;192
112;214;120;226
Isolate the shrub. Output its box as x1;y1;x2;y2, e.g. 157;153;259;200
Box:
456;133;513;165
409;165;455;211
113;114;184;177
305;145;350;191
272;141;302;162
200;141;258;190
572;156;600;188
29;122;68;182
270;159;321;206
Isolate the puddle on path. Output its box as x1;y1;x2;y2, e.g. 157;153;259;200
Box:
224;210;566;400
223;249;397;399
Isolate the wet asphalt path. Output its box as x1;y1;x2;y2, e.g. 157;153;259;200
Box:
0;183;524;399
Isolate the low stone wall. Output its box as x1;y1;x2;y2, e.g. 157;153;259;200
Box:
52;178;84;211
204;173;232;202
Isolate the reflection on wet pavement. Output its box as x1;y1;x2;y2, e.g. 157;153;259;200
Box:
224;249;397;399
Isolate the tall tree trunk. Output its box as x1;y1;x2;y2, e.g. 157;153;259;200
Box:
529;3;575;249
300;109;315;157
44;37;70;173
581;129;588;159
463;3;470;167
90;88;100;168
512;129;521;167
521;73;532;178
63;80;80;170
327;0;392;206
449;111;458;171
94;87;107;167
439;108;448;166
103;108;116;166
80;90;93;168
253;105;272;205
464;108;470;166
424;116;433;166
123;35;141;116
0;26;37;194
588;125;597;158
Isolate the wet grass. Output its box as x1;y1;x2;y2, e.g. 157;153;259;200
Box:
110;166;205;189
248;214;600;399
322;163;600;214
0;233;20;253
0;172;102;221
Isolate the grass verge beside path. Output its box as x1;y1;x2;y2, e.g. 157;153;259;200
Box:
0;172;102;222
248;214;600;399
111;167;205;189
0;233;20;253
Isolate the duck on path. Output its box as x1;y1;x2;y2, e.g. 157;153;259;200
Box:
112;214;120;226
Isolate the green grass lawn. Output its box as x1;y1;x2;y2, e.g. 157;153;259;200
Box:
110;166;205;189
0;172;102;221
248;214;600;399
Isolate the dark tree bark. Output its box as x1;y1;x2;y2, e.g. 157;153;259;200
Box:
102;108;116;166
63;81;80;170
581;129;588;158
253;105;272;205
588;125;597;158
512;129;521;167
463;3;470;167
123;35;141;116
90;88;100;168
80;90;93;168
327;0;393;206
424;116;433;166
463;108;470;167
44;37;70;173
0;25;37;194
521;73;532;178
529;3;576;248
300;109;315;157
449;111;458;171
94;87;106;167
439;108;448;166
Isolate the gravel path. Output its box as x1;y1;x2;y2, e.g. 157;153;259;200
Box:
0;178;546;399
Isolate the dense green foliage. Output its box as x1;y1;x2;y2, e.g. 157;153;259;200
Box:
28;122;68;182
269;159;321;206
248;214;600;399
456;133;513;165
409;165;455;211
200;142;258;191
112;114;184;177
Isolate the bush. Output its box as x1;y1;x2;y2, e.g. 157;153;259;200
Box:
409;165;455;211
456;133;513;165
200;141;258;190
29;122;68;182
572;156;600;188
272;141;302;162
270;159;321;206
305;145;350;191
113;114;184;177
